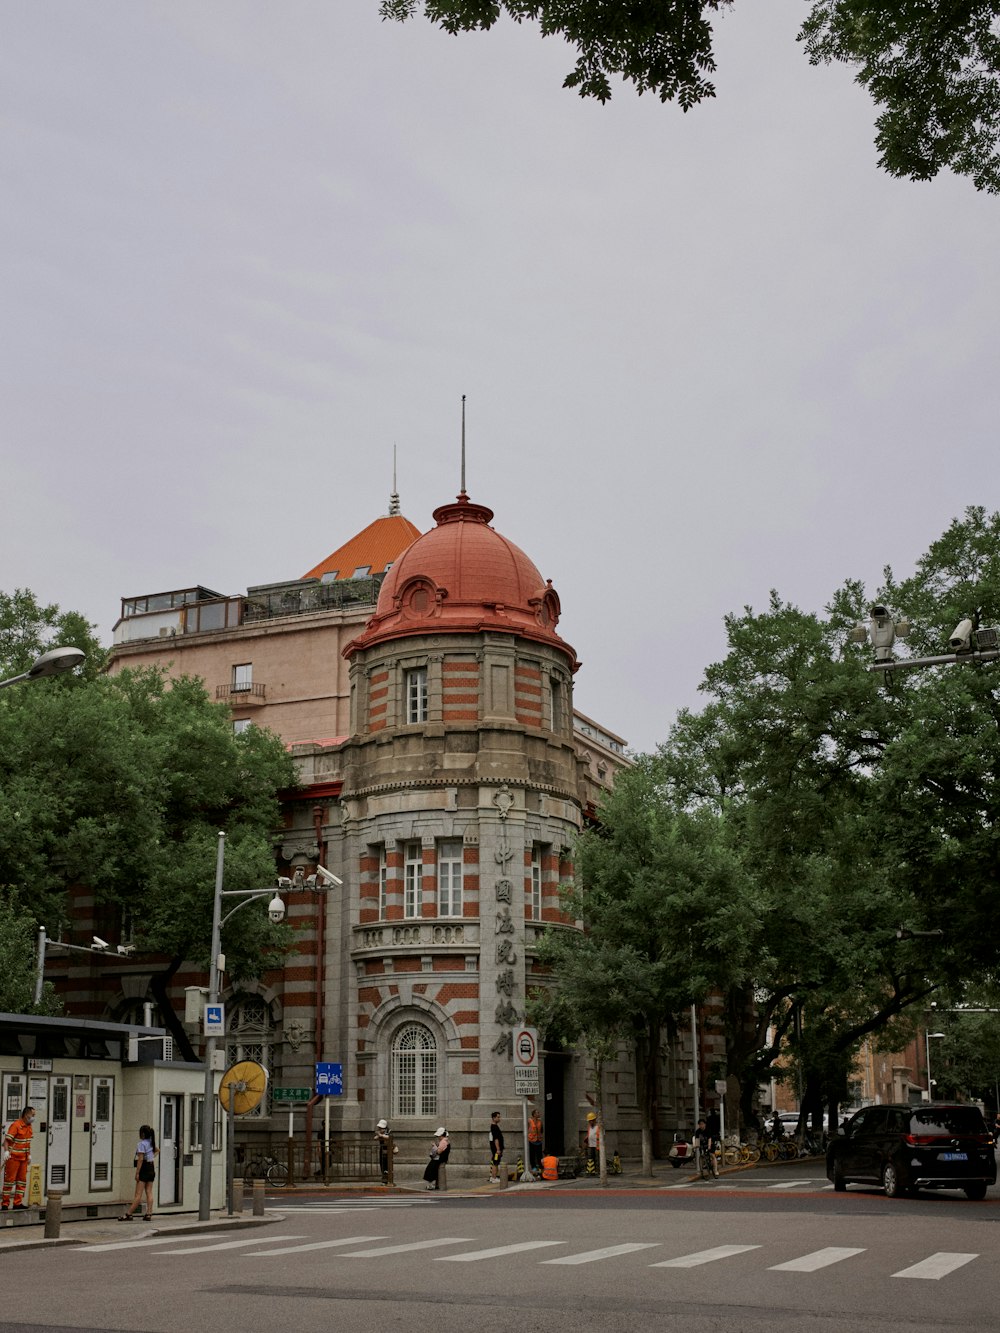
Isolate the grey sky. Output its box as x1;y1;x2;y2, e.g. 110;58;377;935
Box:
3;2;997;753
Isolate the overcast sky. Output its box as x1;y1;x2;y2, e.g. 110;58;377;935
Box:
3;2;997;753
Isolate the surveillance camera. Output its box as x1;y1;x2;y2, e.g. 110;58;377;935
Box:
267;894;286;923
91;936;109;951
116;944;136;957
949;618;973;651
277;876;293;889
869;605;890;620
314;865;343;888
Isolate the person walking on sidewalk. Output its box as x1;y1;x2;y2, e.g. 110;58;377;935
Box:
527;1107;544;1177
584;1111;600;1173
374;1118;395;1184
423;1127;450;1190
488;1111;504;1182
119;1124;158;1221
2;1106;35;1211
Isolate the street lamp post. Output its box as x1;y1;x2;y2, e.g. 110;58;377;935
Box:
198;833;286;1220
197;833;322;1221
0;646;85;690
925;1030;945;1101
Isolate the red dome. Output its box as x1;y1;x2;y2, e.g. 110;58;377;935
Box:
345;492;577;668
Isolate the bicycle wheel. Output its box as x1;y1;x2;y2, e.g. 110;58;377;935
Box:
722;1144;741;1167
779;1140;798;1161
744;1144;761;1164
266;1161;289;1186
243;1158;264;1185
762;1142;779;1162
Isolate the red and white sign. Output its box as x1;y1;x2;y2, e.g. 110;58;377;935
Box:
513;1027;539;1095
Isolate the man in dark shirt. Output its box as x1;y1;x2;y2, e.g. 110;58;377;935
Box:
489;1111;504;1182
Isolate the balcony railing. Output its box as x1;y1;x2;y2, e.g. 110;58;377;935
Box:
216;682;267;705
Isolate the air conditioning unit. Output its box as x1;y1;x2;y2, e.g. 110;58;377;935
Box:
158;626;178;638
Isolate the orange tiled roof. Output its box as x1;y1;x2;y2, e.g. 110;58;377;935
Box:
302;514;422;582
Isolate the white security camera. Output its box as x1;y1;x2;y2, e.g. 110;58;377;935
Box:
949;619;974;651
116;944;136;957
267;894;286;923
277;876;293;889
91;936;109;951
314;865;343;888
868;607;897;661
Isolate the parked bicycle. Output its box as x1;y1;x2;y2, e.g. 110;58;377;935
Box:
242;1153;289;1186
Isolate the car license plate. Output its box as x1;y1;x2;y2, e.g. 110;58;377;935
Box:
939;1152;967;1161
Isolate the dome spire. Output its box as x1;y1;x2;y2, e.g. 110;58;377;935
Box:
389;443;400;516
460;394;467;497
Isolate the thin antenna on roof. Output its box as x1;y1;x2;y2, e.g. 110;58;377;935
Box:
389;443;400;516
460;395;466;496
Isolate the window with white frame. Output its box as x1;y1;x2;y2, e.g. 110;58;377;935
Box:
189;1095;223;1150
225;997;274;1118
392;1022;437;1118
379;844;388;918
233;718;251;735
531;845;542;920
405;667;428;723
437;839;463;916
232;663;253;692
403;841;422;918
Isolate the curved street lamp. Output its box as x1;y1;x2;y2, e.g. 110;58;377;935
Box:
0;646;85;690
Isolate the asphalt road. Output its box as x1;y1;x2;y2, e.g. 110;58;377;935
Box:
4;1162;999;1333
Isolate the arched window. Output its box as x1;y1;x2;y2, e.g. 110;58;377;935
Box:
392;1022;437;1118
226;997;275;1118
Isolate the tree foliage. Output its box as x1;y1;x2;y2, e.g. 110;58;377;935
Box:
539;507;1000;1143
0;591;298;995
381;0;1000;190
531;755;755;1167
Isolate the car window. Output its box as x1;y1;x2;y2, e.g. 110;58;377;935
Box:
863;1108;889;1135
886;1109;908;1134
846;1108;871;1135
910;1107;986;1136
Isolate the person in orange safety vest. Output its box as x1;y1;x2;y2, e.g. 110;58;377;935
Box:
527;1107;544;1177
2;1106;36;1210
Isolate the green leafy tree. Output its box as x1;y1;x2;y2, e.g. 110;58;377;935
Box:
532;756;756;1173
0;587;105;680
381;1;1000;191
0;591;298;1025
660;590;937;1131
0;890;58;1014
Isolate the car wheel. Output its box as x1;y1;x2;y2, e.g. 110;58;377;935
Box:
882;1162;906;1198
832;1161;847;1193
964;1182;987;1201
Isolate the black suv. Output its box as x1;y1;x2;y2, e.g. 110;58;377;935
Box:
827;1103;996;1199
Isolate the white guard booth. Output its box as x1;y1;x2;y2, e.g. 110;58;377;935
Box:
0;1012;225;1216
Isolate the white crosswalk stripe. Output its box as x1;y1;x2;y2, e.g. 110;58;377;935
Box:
769;1247;866;1272
438;1241;565;1261
892;1252;978;1280
336;1237;474;1257
543;1243;660;1265
767;1180;814;1190
651;1245;760;1268
246;1235;389;1255
82;1235;233;1254
162;1235;310;1255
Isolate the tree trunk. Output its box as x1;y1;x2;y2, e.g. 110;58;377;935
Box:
634;1020;659;1176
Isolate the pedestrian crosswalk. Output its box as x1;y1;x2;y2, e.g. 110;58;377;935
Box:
76;1231;989;1279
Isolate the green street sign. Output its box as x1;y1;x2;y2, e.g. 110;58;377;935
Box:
273;1086;311;1103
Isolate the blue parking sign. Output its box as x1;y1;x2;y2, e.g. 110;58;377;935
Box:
315;1062;343;1095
